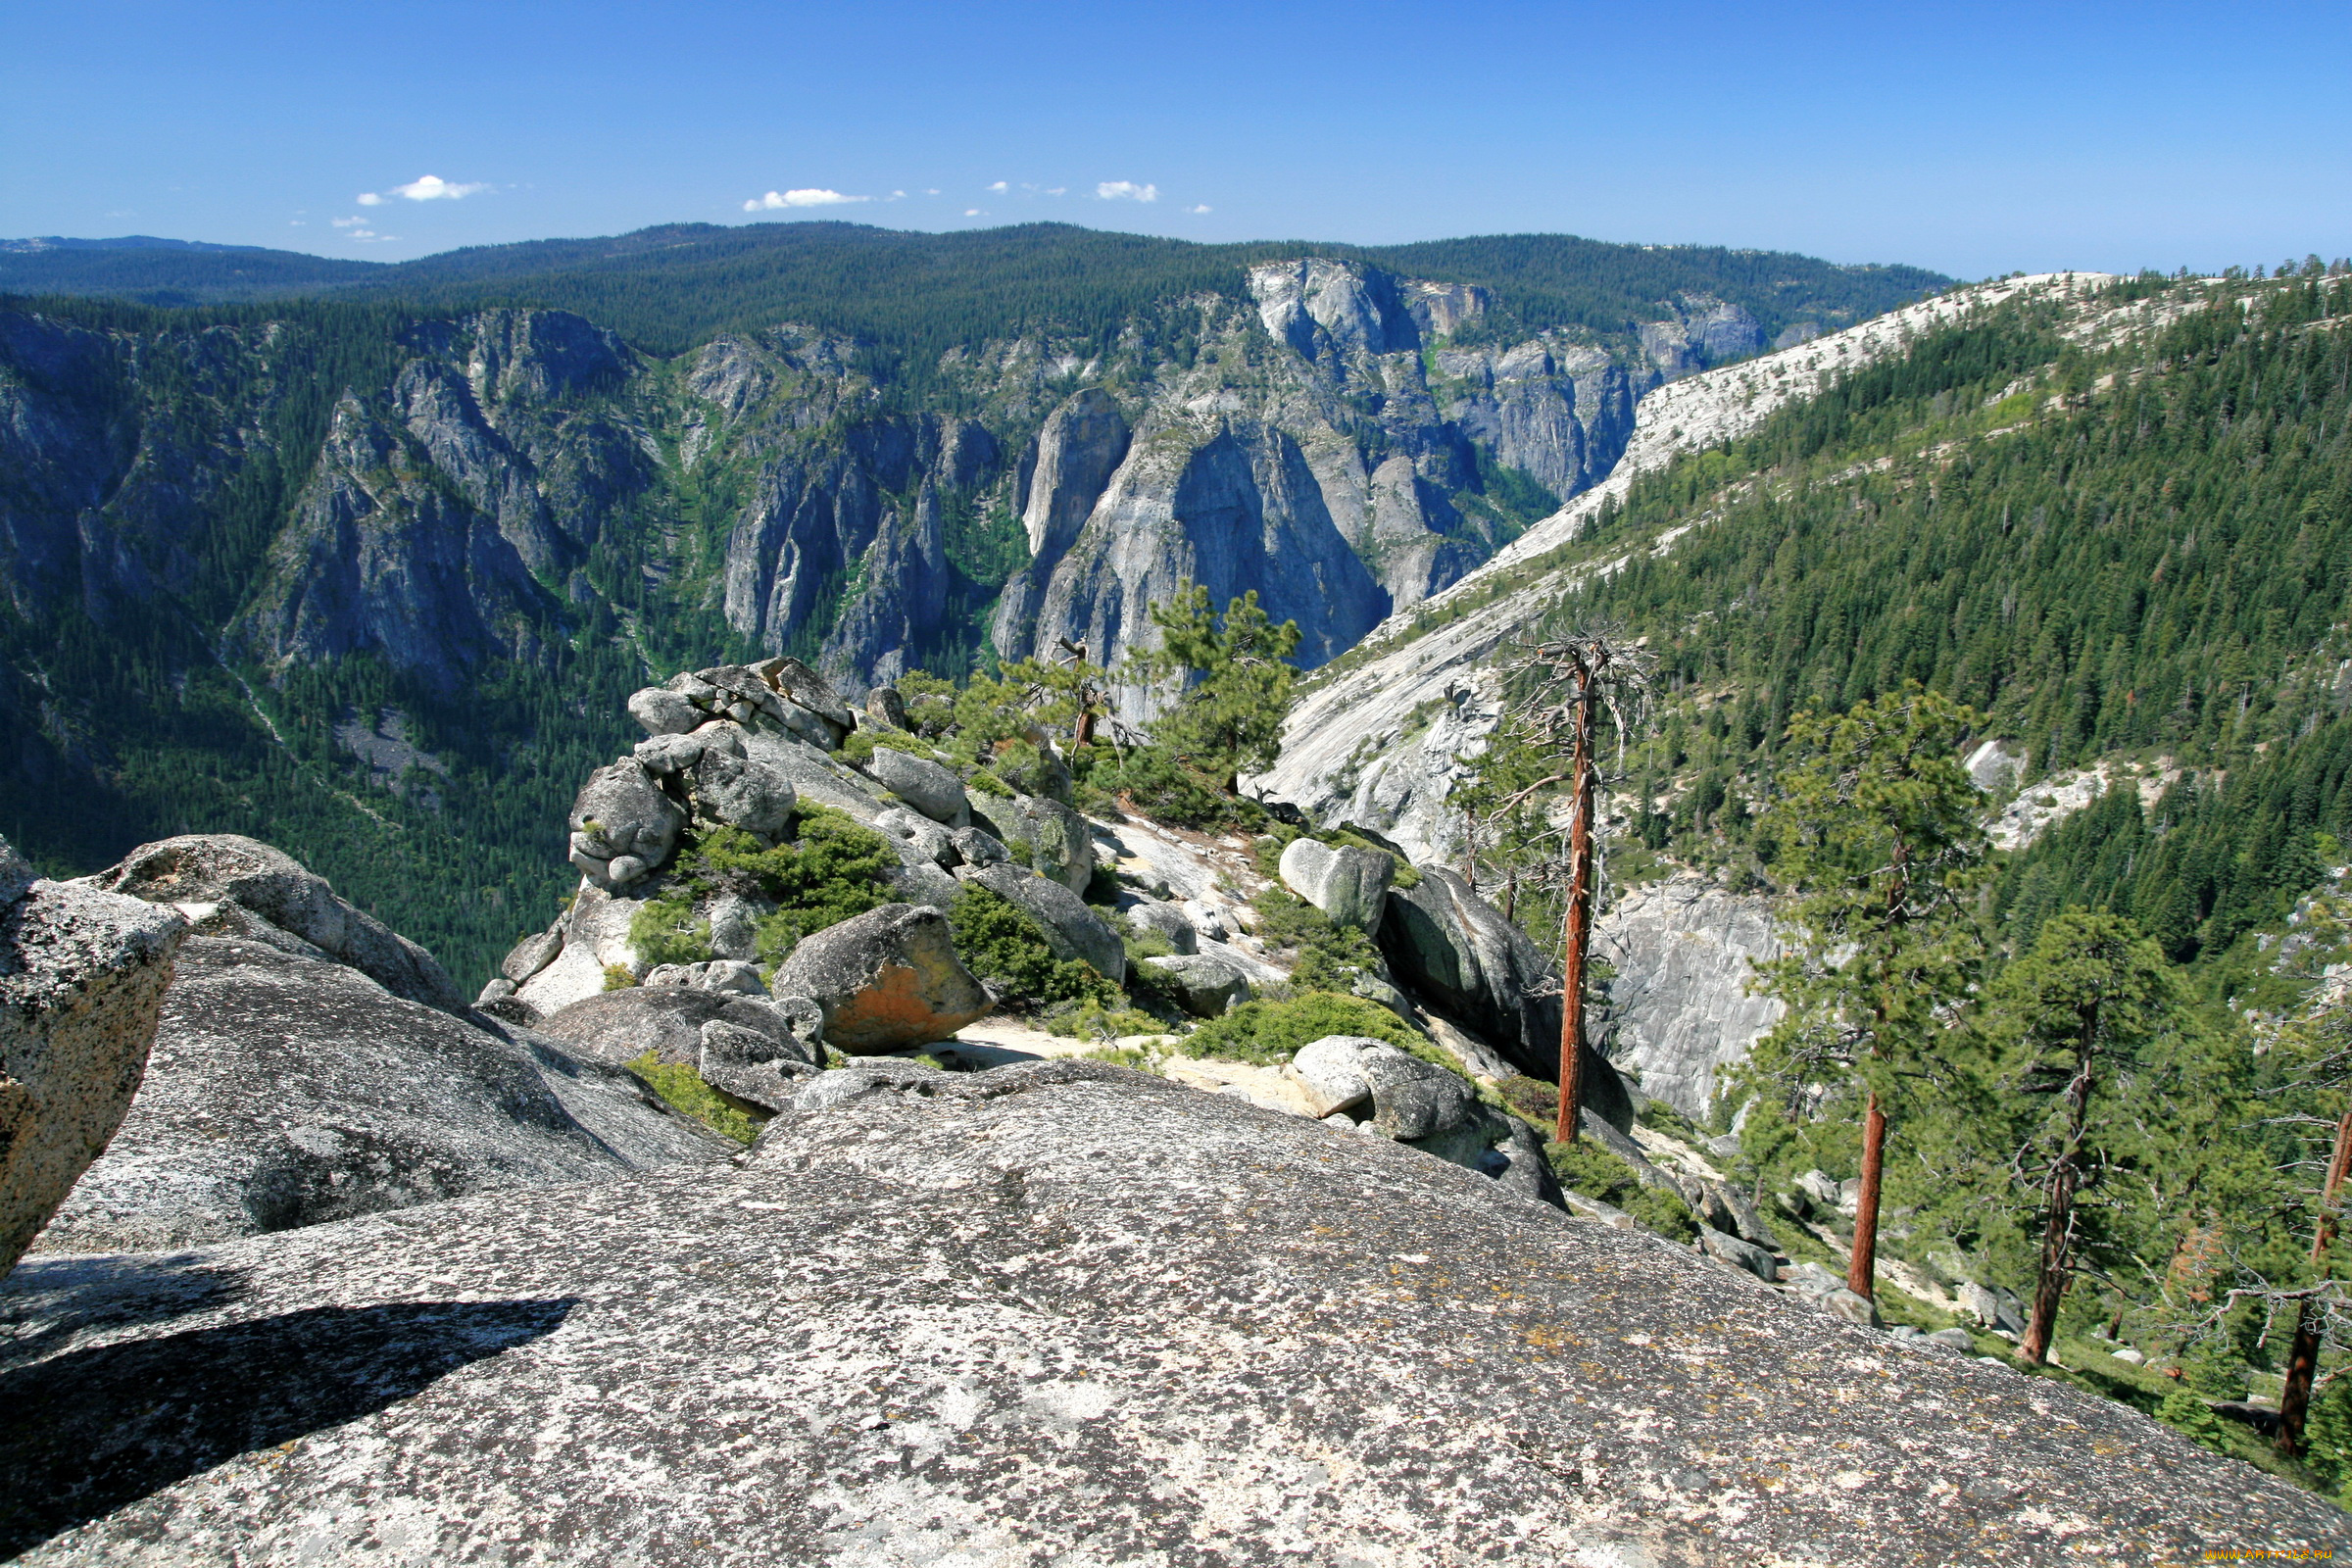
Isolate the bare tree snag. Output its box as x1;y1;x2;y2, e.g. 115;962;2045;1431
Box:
2278;1097;2352;1456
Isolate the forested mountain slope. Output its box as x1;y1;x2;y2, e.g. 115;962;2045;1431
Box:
0;226;1939;985
1278;264;2352;965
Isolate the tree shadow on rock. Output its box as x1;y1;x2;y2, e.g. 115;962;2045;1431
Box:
0;1297;575;1556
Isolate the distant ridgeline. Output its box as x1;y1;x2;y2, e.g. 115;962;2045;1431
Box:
0;222;1944;984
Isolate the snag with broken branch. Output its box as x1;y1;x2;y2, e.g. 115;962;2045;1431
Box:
1484;626;1654;1145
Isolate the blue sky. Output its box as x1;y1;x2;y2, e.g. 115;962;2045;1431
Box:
7;0;2347;279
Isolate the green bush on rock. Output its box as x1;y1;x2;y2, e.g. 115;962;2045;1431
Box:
625;1051;767;1145
947;883;1121;1011
626;808;899;968
1544;1136;1700;1242
1180;990;1425;1066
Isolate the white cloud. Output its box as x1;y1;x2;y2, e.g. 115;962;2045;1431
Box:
1185;204;1212;214
743;188;867;211
925;188;941;195
889;190;906;199
354;174;489;206
1096;180;1158;203
331;216;364;227
1046;186;1066;196
964;208;983;217
987;180;1007;193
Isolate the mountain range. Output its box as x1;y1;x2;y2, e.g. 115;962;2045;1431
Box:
0;221;1947;981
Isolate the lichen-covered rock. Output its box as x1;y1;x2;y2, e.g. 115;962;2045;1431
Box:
1277;837;1394;931
771;903;989;1054
82;834;465;1014
873;807;956;868
950;825;1008;869
0;861;186;1275
864;745;969;828
1141;952;1249;1016
959;863;1126;983
533;985;802;1069
3;1058;2331;1564
1379;866;1633;1128
567;760;687;889
1120;895;1197;955
28;937;727;1257
626;685;702;736
999;792;1094;894
690;751;796;840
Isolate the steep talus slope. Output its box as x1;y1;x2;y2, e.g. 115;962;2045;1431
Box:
1260;272;2120;858
4;1059;2332;1564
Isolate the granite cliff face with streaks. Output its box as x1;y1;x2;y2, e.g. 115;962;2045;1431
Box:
4;1059;2335;1565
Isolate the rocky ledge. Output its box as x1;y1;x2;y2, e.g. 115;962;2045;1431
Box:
2;1060;2336;1564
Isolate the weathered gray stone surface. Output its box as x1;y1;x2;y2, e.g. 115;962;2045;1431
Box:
566;760;686;889
1379;866;1634;1127
1276;836;1393;931
690;751;796;840
863;745;969;828
0;865;186;1275
533;985;800;1069
1140;952;1249;1017
999;792;1094;894
1119;894;1197;954
3;1058;2332;1564
696;1017;821;1112
1698;1224;1779;1283
1593;872;1784;1119
82;834;465;1014
31;937;729;1256
772;903;989;1054
958;863;1126;984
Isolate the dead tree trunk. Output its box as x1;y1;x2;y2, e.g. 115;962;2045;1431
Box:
1554;660;1597;1148
2020;1041;2097;1364
2278;1099;2352;1455
1846;1092;1887;1300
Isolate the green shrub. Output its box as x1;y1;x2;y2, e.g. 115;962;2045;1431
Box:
2303;1378;2352;1495
1085;862;1123;906
967;768;1012;799
2155;1388;2233;1454
602;963;639;991
1254;887;1385;993
1044;1002;1172;1041
947;883;1120;1010
626;1051;766;1145
1094;745;1263;830
836;729;877;764
1181;990;1425;1065
1544;1136;1700;1242
628;894;713;968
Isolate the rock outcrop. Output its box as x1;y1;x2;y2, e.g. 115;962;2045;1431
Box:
1593;872;1785;1119
1379;866;1634;1126
30;934;731;1256
771;903;990;1054
1276;836;1393;931
2;1058;2330;1563
0;839;186;1274
81;834;464;1014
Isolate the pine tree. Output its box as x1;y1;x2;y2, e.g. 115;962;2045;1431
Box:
1128;585;1302;793
1748;683;1991;1302
1982;910;2184;1363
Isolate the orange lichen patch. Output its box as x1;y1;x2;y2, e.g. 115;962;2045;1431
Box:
827;959;987;1052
